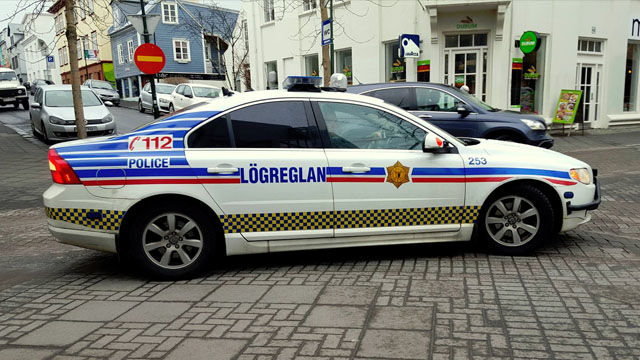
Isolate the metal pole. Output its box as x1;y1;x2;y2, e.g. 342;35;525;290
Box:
140;0;160;118
83;45;89;81
329;0;334;75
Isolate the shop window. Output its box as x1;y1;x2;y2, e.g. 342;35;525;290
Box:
265;61;278;89
624;43;639;111
578;39;603;54
304;54;319;76
511;36;546;114
335;48;352;85
385;42;405;82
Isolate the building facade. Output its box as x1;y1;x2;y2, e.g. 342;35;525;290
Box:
108;0;238;99
20;13;62;84
6;23;27;82
245;0;640;128
47;0;114;85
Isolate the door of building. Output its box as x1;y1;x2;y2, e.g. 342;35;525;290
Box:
443;33;488;101
576;64;602;123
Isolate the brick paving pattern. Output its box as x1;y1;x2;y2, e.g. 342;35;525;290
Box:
0;123;639;359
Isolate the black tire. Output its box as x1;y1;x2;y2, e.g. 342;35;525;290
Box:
169;104;175;113
13;102;19;109
138;101;145;113
478;184;554;256
125;203;219;279
40;120;51;144
30;115;37;137
21;100;29;110
491;132;521;143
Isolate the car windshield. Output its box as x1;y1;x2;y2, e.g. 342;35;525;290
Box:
0;72;17;81
156;84;176;94
45;90;103;107
193;86;220;98
449;86;498;111
91;81;115;91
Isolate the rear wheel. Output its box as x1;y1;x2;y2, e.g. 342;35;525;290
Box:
479;185;554;255
490;132;521;143
126;203;218;279
30;115;37;136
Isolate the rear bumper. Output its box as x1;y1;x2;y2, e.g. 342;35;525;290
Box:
49;225;116;253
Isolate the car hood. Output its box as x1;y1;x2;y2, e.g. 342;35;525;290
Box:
0;81;24;89
156;93;173;101
46;105;110;121
94;89;118;97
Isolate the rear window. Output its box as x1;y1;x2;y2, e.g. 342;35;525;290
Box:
45;90;102;107
367;87;413;110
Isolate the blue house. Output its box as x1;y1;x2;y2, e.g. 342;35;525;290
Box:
108;0;238;98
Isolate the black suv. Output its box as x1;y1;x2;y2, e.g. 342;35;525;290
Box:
348;83;553;148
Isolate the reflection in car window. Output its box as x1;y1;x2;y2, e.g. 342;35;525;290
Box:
415;88;459;112
183;86;192;97
175;85;184;94
318;102;425;150
91;81;115;91
192;86;220;98
369;87;412;109
45;90;103;107
143;83;150;92
230;101;316;148
187;117;231;148
156;84;175;94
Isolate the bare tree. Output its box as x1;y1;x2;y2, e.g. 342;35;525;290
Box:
63;0;86;138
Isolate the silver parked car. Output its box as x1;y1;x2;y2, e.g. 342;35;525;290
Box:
138;82;176;113
82;79;120;106
30;85;116;143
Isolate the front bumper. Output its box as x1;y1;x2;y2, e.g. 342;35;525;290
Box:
46;121;117;141
0;94;28;104
526;132;554;149
567;172;601;214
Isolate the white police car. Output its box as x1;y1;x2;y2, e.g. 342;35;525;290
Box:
44;76;600;278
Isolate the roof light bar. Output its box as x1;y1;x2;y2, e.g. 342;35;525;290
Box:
283;76;322;91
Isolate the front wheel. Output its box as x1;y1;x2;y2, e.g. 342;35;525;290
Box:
138;100;145;113
21;100;29;110
126;204;218;279
478;185;554;256
169;103;175;113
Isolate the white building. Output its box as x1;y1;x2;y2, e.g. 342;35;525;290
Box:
21;13;62;84
245;0;640;128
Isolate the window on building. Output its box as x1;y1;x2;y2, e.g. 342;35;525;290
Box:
63;46;69;65
578;39;603;54
87;0;94;13
173;39;190;61
127;39;134;61
230;101;317;148
511;36;546;114
76;38;83;59
385;42;405;82
264;0;275;22
624;43;639;112
83;36;90;58
304;54;319;76
117;43;123;64
335;48;352;85
162;2;178;23
317;102;425;150
243;19;248;50
303;0;316;11
445;34;487;48
78;1;86;19
91;31;98;50
265;61;277;89
55;14;64;33
58;48;63;67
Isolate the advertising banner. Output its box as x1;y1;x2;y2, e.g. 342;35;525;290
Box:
553;89;582;124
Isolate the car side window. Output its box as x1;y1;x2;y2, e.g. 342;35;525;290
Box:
143;83;150;92
175;85;184;95
230;101;318;148
367;87;412;110
183;86;192;97
187;117;231;148
317;102;425;150
35;89;43;103
415;88;459;112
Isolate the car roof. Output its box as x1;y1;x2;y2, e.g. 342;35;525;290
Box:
40;85;91;91
178;83;220;88
347;82;455;93
0;68;15;73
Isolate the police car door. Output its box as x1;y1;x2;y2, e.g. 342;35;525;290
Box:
185;99;333;241
313;100;466;238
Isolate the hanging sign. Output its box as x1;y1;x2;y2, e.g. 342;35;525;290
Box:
553;89;582;124
519;31;540;54
399;34;420;58
321;19;332;46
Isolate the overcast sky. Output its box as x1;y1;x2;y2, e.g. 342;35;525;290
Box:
0;0;243;29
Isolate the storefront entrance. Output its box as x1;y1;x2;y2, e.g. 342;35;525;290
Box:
576;63;602;123
443;34;488;100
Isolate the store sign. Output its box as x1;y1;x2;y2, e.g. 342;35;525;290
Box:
322;19;332;46
524;65;540;79
519;31;540;54
399;34;420;58
512;58;523;70
553;90;582;124
156;72;225;81
417;60;430;73
456;16;477;30
631;17;640;39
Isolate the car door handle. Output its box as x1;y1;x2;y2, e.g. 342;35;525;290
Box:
342;166;371;173
419;114;432;119
207;167;238;174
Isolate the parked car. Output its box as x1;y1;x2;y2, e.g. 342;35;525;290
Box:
169;83;222;112
30;79;55;95
348;83;553;148
29;85;116;143
0;68;29;109
138;82;176;113
83;79;120;106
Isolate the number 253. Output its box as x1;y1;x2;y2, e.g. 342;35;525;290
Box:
468;157;487;165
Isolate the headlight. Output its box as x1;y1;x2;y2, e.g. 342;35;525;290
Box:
159;98;169;104
521;119;546;131
570;168;591;184
102;114;114;123
17;89;24;94
49;116;73;125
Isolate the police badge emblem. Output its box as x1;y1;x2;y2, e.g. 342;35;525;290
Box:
386;161;410;188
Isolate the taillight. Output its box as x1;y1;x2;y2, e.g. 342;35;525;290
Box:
48;149;81;184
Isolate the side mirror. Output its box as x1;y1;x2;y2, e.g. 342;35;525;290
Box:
24;82;31;89
104;101;113;107
457;103;471;116
423;132;448;153
30;102;41;109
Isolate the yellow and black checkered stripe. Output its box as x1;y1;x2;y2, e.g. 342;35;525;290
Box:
45;207;125;231
220;206;480;234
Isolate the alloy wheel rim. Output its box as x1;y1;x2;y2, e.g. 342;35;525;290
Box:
142;212;204;269
485;195;540;247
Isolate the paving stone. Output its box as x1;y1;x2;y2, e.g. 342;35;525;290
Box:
116;302;191;323
317;286;379;305
88;278;145;292
13;321;101;346
164;338;248;360
357;329;430;359
260;285;323;304
150;284;216;302
369;306;433;330
204;285;269;302
59;301;138;321
0;348;59;360
410;280;465;297
303;305;369;328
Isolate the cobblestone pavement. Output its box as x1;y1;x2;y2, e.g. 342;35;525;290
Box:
0;123;639;359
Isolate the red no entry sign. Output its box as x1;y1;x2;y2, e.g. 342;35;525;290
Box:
134;43;166;74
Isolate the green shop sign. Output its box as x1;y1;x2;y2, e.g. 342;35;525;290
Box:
519;31;540;54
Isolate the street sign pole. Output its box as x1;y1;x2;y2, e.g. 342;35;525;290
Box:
329;0;334;75
139;0;160;118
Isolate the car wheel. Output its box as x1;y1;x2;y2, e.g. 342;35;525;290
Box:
138;100;145;113
30;115;37;136
40;120;51;144
13;102;19;109
21;100;29;110
169;104;175;113
491;133;521;143
126;203;218;279
478;185;554;256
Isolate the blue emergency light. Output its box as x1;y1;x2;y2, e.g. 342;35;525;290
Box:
283;76;323;91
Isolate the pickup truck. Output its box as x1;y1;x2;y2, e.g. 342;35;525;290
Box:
0;68;29;109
